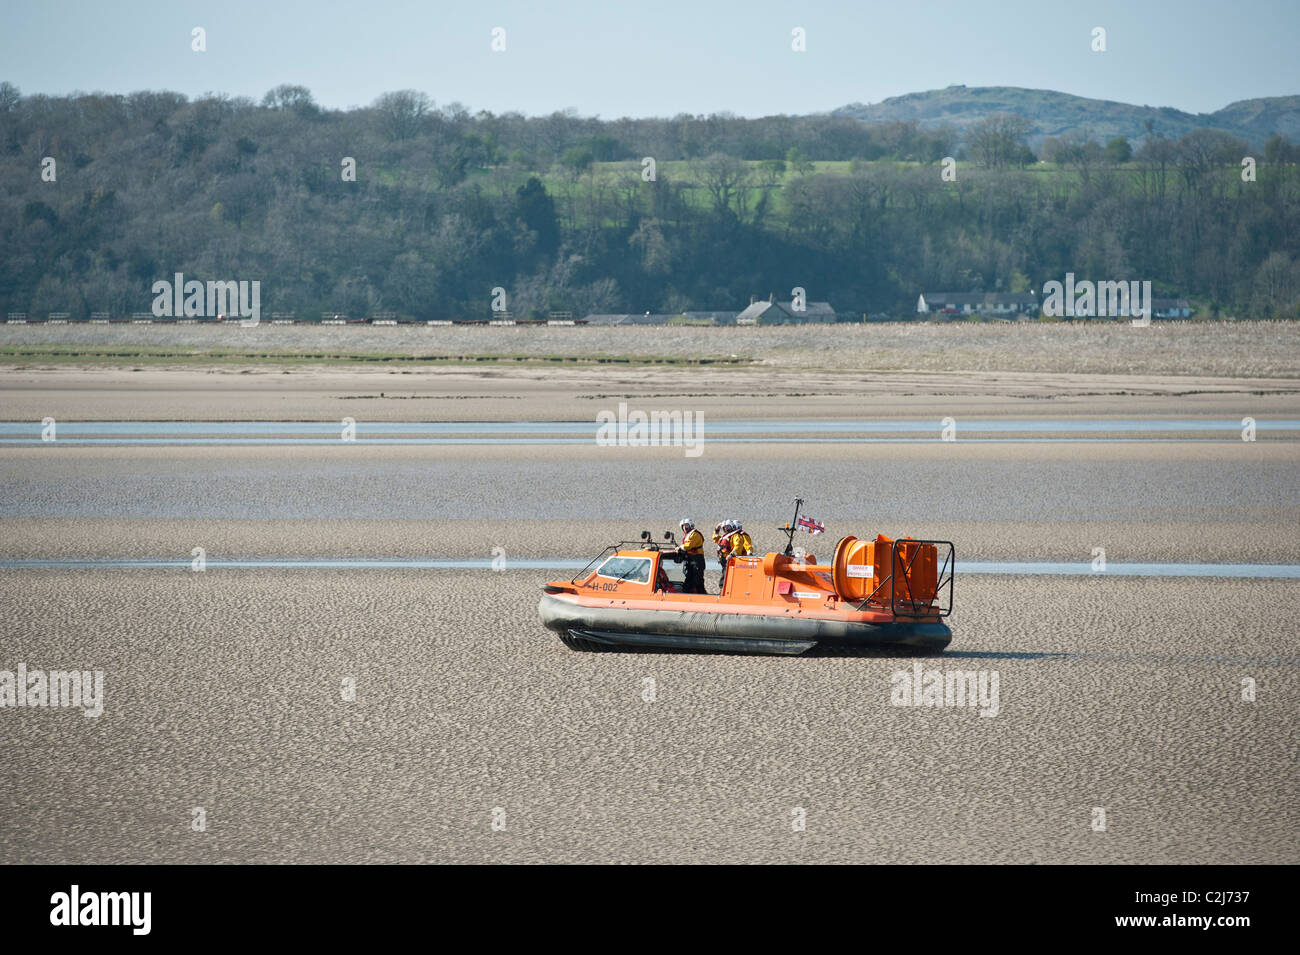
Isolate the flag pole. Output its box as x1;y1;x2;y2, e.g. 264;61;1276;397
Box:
783;498;803;556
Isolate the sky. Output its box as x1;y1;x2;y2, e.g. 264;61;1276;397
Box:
2;0;1297;117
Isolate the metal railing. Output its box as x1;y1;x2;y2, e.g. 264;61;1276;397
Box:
859;539;955;618
568;532;674;584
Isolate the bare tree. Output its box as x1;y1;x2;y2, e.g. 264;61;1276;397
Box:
968;113;1032;168
629;219;671;274
373;90;431;141
1136;135;1176;200
0;81;20;113
1251;252;1299;317
261;85;319;118
1052;129;1104;186
692;152;753;219
1174;128;1247;197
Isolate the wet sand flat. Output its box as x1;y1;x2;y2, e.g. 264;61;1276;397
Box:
1;570;1295;864
3;364;1299;423
1;442;1295;527
0;517;1295;564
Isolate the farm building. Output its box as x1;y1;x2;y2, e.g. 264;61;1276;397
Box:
735;297;837;325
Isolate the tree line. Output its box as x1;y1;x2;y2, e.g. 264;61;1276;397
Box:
2;82;1298;321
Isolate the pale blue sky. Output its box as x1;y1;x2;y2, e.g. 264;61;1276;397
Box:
2;0;1296;116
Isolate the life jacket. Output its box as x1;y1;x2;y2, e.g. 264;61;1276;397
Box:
729;531;753;556
681;528;704;555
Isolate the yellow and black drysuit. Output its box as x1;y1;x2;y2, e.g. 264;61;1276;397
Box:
719;529;753;591
678;528;706;594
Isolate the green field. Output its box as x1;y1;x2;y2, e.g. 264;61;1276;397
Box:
419;157;1287;231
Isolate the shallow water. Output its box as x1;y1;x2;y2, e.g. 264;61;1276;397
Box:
1;556;1295;578
0;417;1296;445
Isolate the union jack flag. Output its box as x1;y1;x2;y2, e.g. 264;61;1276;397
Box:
797;516;825;535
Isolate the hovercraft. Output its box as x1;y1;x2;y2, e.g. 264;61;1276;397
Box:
539;513;954;656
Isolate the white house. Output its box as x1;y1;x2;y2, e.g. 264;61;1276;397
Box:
917;292;1040;317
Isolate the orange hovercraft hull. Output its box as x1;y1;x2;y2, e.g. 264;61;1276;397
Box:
540;534;954;655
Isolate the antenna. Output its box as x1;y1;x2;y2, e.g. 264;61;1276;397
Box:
782;498;804;556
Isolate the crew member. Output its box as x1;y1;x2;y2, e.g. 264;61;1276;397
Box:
721;520;754;593
676;519;706;594
717;519;735;591
729;520;754;557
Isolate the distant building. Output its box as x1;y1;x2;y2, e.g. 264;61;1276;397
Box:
682;311;737;325
585;301;837;326
916;292;1040;317
1152;298;1192;318
917;291;1194;320
583;313;676;326
735;297;837;325
586;312;738;326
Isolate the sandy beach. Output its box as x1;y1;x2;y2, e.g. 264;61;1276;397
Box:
5;320;1300;378
3;569;1295;864
1;325;1297;863
3;321;1300;424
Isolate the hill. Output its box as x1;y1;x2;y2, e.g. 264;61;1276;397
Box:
833;86;1300;148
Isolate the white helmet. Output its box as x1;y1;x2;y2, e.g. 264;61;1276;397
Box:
680;519;694;531
734;520;743;531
